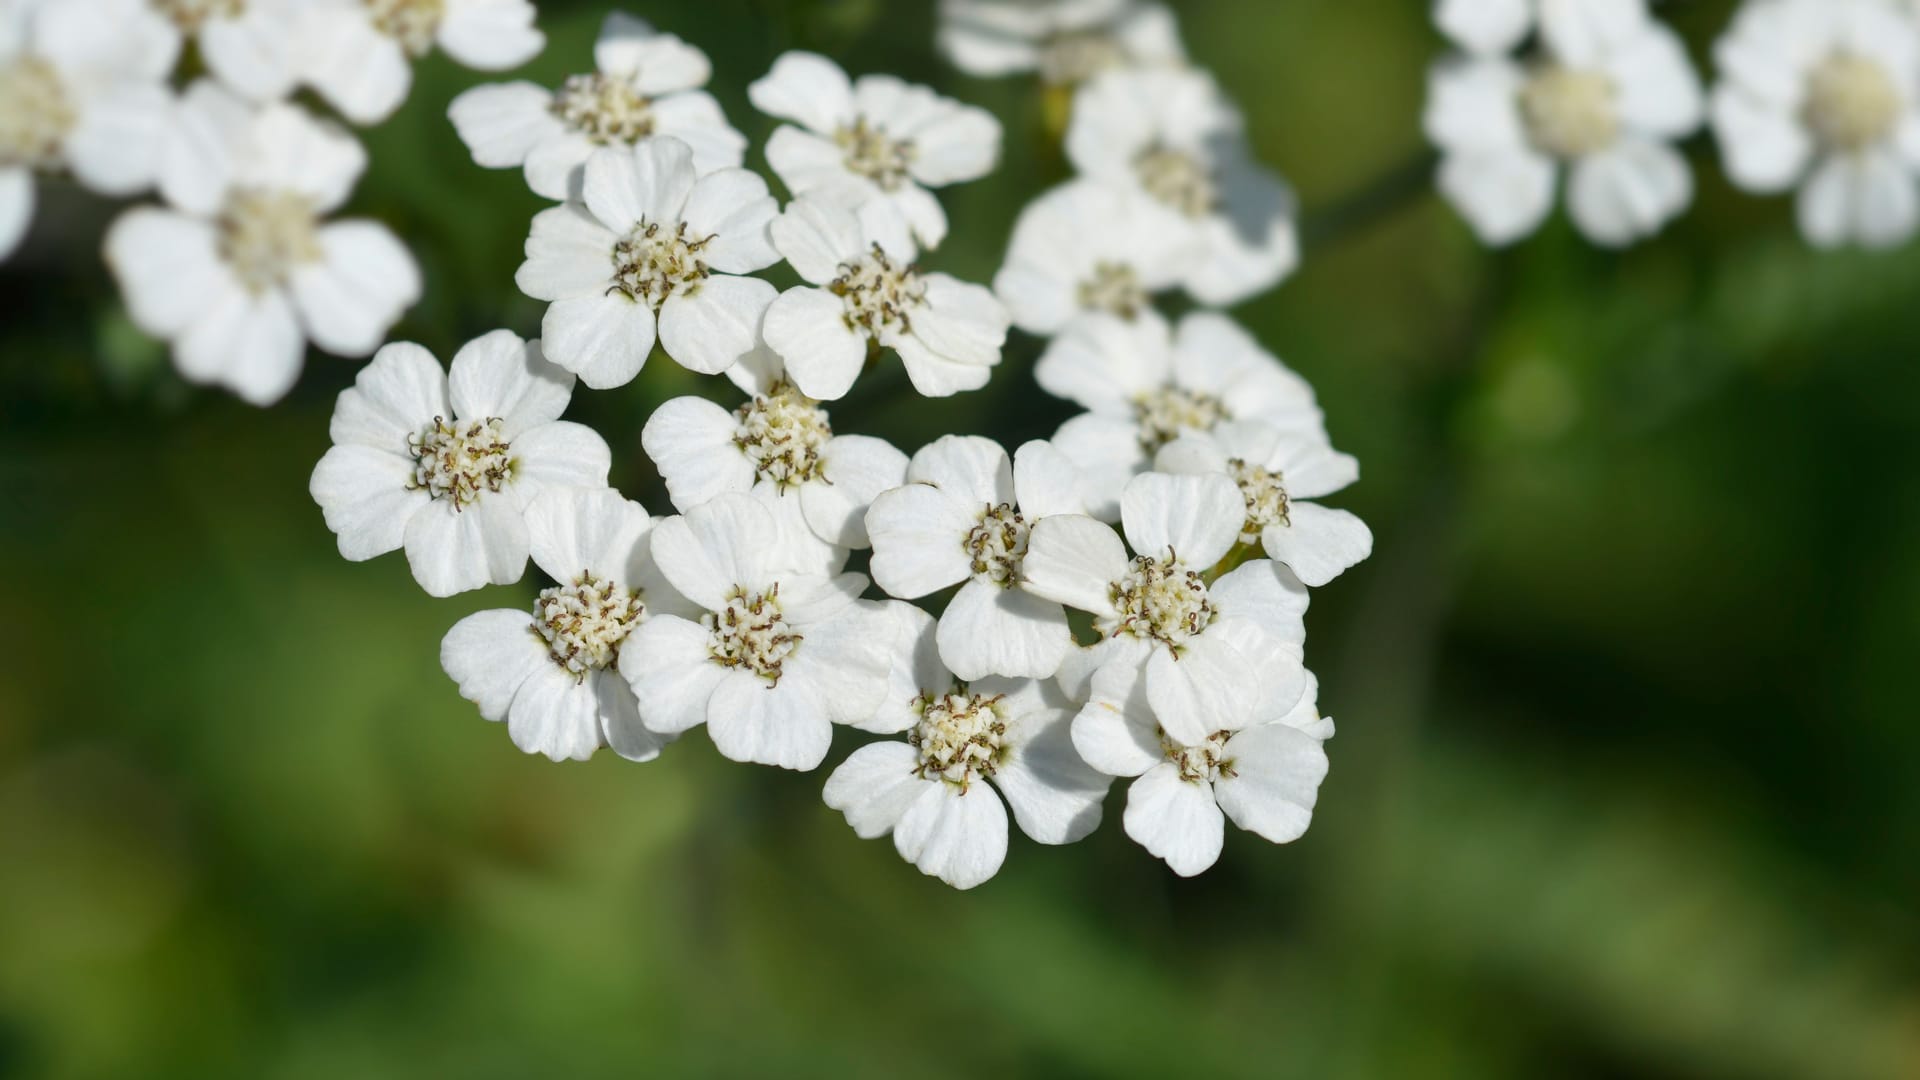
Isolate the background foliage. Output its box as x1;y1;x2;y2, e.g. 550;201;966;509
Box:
2;1;1918;1076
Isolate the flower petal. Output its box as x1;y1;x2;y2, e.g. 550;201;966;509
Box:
540;292;658;390
801;434;909;548
449;330;574;435
658;275;776;375
290;221;422;358
764;286;866;401
893;783;1008;889
1215;721;1329;844
748;50;855;135
1073;659;1163;779
449;81;561;168
1262;502;1372;588
706;671;832;770
1021;515;1127;618
309;443;428;561
1123;763;1224;877
620;614;726;735
402;492;531;597
583;137;696;234
823;740;933;838
865;483;977;599
937;578;1071;682
1120;471;1245;568
507;663;603;762
1146;632;1258;745
441;607;546;723
642;395;754;511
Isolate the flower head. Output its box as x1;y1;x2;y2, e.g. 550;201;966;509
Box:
937;0;1185;86
993;178;1197;337
299;0;544;126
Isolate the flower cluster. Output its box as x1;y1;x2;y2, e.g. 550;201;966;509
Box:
1427;0;1920;251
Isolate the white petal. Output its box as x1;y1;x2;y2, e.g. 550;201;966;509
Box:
649;90;748;175
309;444;427;561
523;132;596;201
516;202;617;301
290;221;422;357
234;102;366;213
642;396;754;511
706;672;833;770
658;276;775;374
436;0;544;71
1073;659;1163;778
1034;311;1173;415
104;208;223;339
441;608;546;723
1214;722;1329;844
866;600;948;735
893;784;1008;889
175;282;306;406
448;330;574;435
583;137;696;234
753;483;849;578
596;15;709;93
649;491;780;608
764;286;866;401
1438;147;1558;247
1022;514;1128;617
1120;471;1245;568
1422;55;1528;154
402;493;531;597
595;669;668;762
1799;151;1919;250
748;50;855;135
508;421;612;500
525;485;652;585
1210;559;1310;649
507;663;603;762
449;81;561;168
910;273;1008;369
802;434;909;548
823;741;933;838
882;182;950;250
1185;161;1299;307
1263;503;1373;587
64;81;171;197
1566;139;1692;248
784;599;893;727
1123;763;1225;877
906;433;1013;506
1605;24;1704;139
1051;413;1149;522
679;169;779;273
1709;89;1810;193
540;292;657;390
0;168;32;260
905;102;1001;186
864;484;976;598
993;708;1108;844
326;340;448;448
1146;633;1258;745
1538;0;1648;68
1011;438;1087;520
300;10;410;126
1434;0;1530;54
199;5;301;101
891;334;994;398
937;578;1071;681
620;614;727;735
769;195;864;285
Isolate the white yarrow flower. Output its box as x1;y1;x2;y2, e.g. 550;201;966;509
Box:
938;0;1185;86
441;486;696;763
1075;662;1332;876
1066;67;1298;305
449;11;746;201
300;0;544;126
0;0;175;260
866;435;1084;681
309;330;613;597
1157;423;1373;588
641;345;908;572
1434;0;1651;59
147;0;303;101
764;195;1010;401
106;87;422;404
749;50;1002;251
1022;471;1311;748
1425;0;1704;247
620;492;894;771
515;136;780;389
993;179;1196;337
1037;311;1325;520
1711;0;1920;249
823;602;1110;889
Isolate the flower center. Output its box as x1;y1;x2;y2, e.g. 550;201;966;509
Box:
910;690;1009;791
1102;552;1216;648
1520;66;1618;159
706;585;801;684
0;58;75;172
154;0;243;32
1804;52;1902;152
1132;385;1228;450
1135;145;1218;218
964;502;1029;587
535;572;644;680
218;190;321;294
830;245;927;338
1163;728;1235;784
835;117;914;191
407;417;513;509
1039;31;1127;85
365;0;444;56
734;380;832;490
1078;261;1146;319
1228;458;1289;542
611;220;711;310
552;73;654;145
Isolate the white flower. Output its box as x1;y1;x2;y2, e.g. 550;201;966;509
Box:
749;50;1001;252
823;602;1110;889
309;330;612;597
1434;0;1650;59
1712;0;1920;249
641;344;907;573
1426;0;1703;247
0;0;175;261
300;0;544;126
1065;68;1297;306
865;435;1084;681
1022;471;1311;748
1037;311;1325;520
1156;423;1373;588
619;492;894;771
1074;661;1332;876
938;0;1185;86
106;87;421;405
449;11;745;202
515;136;779;389
764;195;1010;401
441;486;697;763
147;0;303;101
993;179;1196;337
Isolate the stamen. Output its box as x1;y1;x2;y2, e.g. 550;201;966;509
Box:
1134;145;1218;218
963;503;1029;587
552;73;654;145
610;220;712;310
1228;458;1290;542
1101;551;1217;649
0;58;76;172
1520;66;1619;159
836;117;915;191
1132;385;1228;451
218;190;322;294
706;584;802;684
407;417;513;509
365;0;445;57
1804;52;1902;152
910;691;1010;792
830;245;927;338
1162;728;1236;783
535;572;644;680
733;380;832;490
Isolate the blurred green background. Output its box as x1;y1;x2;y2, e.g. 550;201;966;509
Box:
4;1;1919;1076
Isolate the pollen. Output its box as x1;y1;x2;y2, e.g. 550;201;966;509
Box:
407;416;513;509
707;585;802;684
366;0;445;57
831;244;927;338
910;691;1010;792
0;57;76;172
734;380;832;490
535;572;644;680
1135;145;1218;218
1163;728;1235;784
1078;261;1147;319
964;502;1030;587
1521;66;1619;159
836;117;915;191
1804;52;1902;152
552;73;655;145
1228;458;1290;542
1132;385;1228;450
1103;551;1217;649
1039;31;1127;86
218;190;322;294
611;219;712;310
154;0;243;32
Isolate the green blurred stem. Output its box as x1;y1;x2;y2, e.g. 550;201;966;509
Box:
1301;150;1439;252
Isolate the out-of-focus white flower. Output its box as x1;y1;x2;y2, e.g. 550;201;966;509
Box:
749;50;1001;251
620;492;894;771
641;345;906;574
301;0;544;126
1157;424;1372;588
866;435;1085;681
823;602;1110;889
1066;68;1297;305
1712;0;1920;249
1075;661;1332;876
764;195;1009;401
1022;472;1311;747
441;486;697;763
309;331;612;597
938;0;1184;86
450;11;745;201
0;0;175;260
1426;0;1702;247
1434;0;1651;59
1037;311;1325;520
147;0;303;101
993;179;1195;337
515;136;779;389
106;86;421;404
